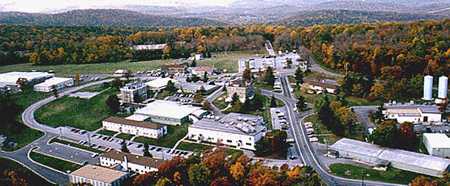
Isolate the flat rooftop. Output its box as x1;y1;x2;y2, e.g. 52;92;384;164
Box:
145;78;177;88
34;77;72;87
424;133;450;149
0;71;54;85
70;164;127;183
104;116;164;130
135;100;204;120
384;104;441;114
191;113;266;136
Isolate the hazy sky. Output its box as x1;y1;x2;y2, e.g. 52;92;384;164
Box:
0;0;237;12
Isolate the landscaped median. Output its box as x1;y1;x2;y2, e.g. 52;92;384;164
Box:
329;163;423;185
29;151;82;173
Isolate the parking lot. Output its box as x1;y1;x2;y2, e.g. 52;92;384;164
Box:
270;107;294;140
59;127;192;160
166;93;195;104
34;142;99;165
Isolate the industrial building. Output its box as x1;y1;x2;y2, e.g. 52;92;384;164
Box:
331;138;450;177
145;78;177;91
238;52;301;73
100;150;164;174
33;77;74;92
0;82;20;94
423;133;450;158
382;104;442;124
132;44;167;51
226;78;254;103
102;117;167;139
0;71;54;86
69;164;128;186
423;75;448;101
161;63;186;75
188;113;266;150
119;81;148;104
190;66;214;76
133;100;206;125
302;78;339;94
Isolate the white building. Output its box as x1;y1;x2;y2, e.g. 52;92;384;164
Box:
102;117;167;139
0;71;54;86
113;69;130;78
134;100;206;125
100;150;164;174
331;138;450;177
423;133;450;158
145;78;177;91
238;52;301;73
69;164;128;186
302;78;339;94
226;78;254;103
119;82;148;104
178;82;219;94
383;104;442;124
188;113;267;150
132;44;167;51
190;66;214;76
33;77;74;92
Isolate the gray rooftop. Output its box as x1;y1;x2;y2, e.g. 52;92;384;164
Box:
191;113;266;136
384;104;441;114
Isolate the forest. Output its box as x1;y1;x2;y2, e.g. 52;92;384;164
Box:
0;19;448;79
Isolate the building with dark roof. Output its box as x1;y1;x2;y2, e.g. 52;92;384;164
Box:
100;150;164;174
102;117;167;139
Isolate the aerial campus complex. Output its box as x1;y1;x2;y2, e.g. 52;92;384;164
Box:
0;2;449;185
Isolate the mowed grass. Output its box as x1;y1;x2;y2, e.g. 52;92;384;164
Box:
134;124;188;148
29;151;82;173
177;142;213;152
35;88;117;131
0;51;259;76
329;163;422;184
0;158;53;186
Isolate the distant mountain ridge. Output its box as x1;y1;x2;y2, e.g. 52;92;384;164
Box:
0;9;223;27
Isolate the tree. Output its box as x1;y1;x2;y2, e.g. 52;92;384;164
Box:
15;78;28;90
263;67;275;86
155;177;173;186
398;122;417;150
51;85;59;98
191;58;197;67
294;67;304;87
203;71;208;82
410;176;438;186
121;140;129;153
75;73;80;86
370;120;398;147
230;162;246;183
111;78;123;89
296;95;307;111
188;164;211;186
193;90;204;104
106;95;120;113
270;95;277;107
210;177;232;186
243;68;252;83
0;95;22;133
165;80;177;93
143;142;152;157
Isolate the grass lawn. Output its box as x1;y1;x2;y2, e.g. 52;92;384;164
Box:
97;129;118;136
0;157;53;186
254;81;274;90
29;151;82;173
156;90;175;100
79;84;109;92
134;124;188;148
116;133;134;140
305;114;340;144
329;163;422;185
0;51;257;76
35;88;118;131
177;142;213;152
50;138;104;153
2;128;43;151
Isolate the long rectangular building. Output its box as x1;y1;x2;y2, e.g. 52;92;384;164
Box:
383;104;442;124
33;77;74;92
331;138;450;177
423;133;450;158
188;113;266;150
134;100;206;125
69;164;128;186
102;117;167;139
100;150;164;174
0;71;54;86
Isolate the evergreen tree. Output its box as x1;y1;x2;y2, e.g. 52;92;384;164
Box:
106;95;120;113
121;140;129;153
263;67;275;86
270;95;277;107
294;67;304;87
296;95;307;111
143;142;152;157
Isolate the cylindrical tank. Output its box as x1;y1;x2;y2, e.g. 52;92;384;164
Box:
438;76;448;99
423;75;433;100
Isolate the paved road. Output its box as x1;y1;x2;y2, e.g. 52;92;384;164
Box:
299;47;343;78
352;106;378;133
266;75;404;186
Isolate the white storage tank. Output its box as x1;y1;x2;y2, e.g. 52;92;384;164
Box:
438;76;448;99
423;75;433;100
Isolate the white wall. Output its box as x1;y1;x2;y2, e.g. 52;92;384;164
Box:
187;127;264;150
100;157;158;174
102;121;167;139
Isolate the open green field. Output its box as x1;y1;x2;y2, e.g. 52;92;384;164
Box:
116;133;134;140
30;151;82;173
134;124;188;148
329;163;422;185
35;88;117;131
50;138;104;153
177;141;213;152
0;157;53;186
0;51;258;76
212;94;229;110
